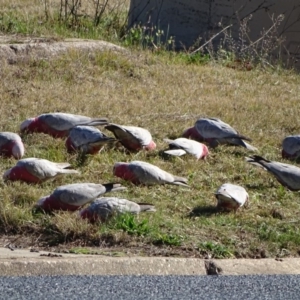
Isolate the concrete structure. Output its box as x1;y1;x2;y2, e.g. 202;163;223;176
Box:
128;0;300;68
1;248;300;276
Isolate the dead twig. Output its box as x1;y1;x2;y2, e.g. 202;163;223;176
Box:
190;25;233;55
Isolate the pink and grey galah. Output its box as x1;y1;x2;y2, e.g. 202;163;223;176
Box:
105;123;156;152
163;137;209;160
66;126;116;154
246;155;300;191
113;160;189;187
80;197;156;223
36;183;127;212
281;135;300;159
215;183;249;211
20;113;108;138
0;132;25;159
183;117;257;151
3;158;80;184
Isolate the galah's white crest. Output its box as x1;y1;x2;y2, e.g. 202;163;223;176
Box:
66;126;116;154
282;135;300;159
3;158;80;184
0;132;25;159
163;137;209;160
215;183;249;211
80;197;156;222
246;155;300;191
105;123;156;152
36;183;127;212
184;117;257;151
113;160;189;187
20;113;108;138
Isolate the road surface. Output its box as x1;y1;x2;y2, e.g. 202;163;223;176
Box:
1;274;300;299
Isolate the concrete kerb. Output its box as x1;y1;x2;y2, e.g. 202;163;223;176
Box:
0;248;300;276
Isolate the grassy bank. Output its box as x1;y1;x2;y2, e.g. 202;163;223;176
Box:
1;0;300;258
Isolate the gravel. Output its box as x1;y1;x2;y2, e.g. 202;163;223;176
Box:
1;275;300;299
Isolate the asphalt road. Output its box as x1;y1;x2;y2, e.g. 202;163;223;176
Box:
1;275;300;299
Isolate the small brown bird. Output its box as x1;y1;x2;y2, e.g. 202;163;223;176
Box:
204;260;223;275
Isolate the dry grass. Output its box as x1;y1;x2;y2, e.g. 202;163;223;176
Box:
1;1;300;258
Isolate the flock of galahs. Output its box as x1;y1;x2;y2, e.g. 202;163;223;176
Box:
2;112;300;222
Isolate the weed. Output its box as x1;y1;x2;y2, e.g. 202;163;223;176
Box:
198;241;233;258
206;14;286;69
152;233;183;247
122;24;175;50
111;213;151;236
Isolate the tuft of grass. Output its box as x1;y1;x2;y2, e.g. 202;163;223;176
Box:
152;233;183;247
69;247;94;255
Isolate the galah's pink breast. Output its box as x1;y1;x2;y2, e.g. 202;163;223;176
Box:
40;195;82;212
7;166;41;183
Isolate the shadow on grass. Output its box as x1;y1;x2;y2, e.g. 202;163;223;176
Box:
245;183;269;190
187;205;220;218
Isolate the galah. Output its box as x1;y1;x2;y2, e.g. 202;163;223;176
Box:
246;155;300;191
281;135;300;159
0;132;25;159
3;158;80;184
66;126;116;154
183;117;257;151
20;113;108;138
113;160;189;187
36;183;127;212
163;137;209;160
80;197;156;222
215;183;249;211
105;123;156;152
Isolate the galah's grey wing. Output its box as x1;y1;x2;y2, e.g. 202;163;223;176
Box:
69;126;113;148
54;183;106;206
164;138;196;157
121;126;152;146
0;134;11;147
92;197;142;215
0;132;20;147
215;183;248;206
105;124;151;146
129;161;173;184
265;161;300;190
246;155;300;190
129;161;188;186
216;138;258;150
17;158;57;179
165;138;206;158
40;113;81;131
164;138;190;151
195;118;237;139
41;113;107;131
18;158;77;179
195;118;251;140
174;138;201;156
